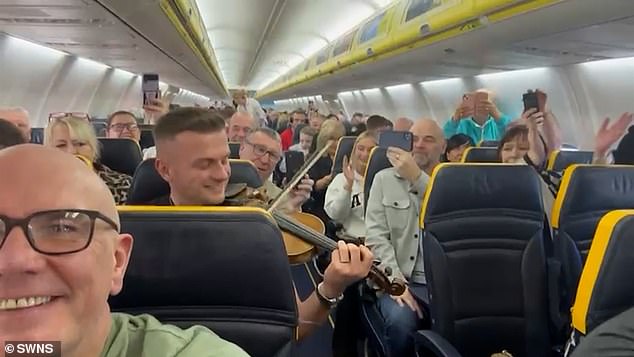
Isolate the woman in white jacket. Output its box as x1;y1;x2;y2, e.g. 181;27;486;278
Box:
324;131;377;239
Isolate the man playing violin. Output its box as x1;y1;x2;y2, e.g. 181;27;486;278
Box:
146;107;374;340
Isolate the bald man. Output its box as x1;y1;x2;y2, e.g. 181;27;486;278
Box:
365;118;446;356
394;117;413;131
0;145;248;357
0;107;31;142
227;112;255;143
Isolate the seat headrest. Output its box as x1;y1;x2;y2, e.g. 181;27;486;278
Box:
98;138;142;176
332;136;356;175
110;206;296;309
461;147;499;163
547;150;593;172
126;159;169;204
92;122;107;137
363;147;391;213
139;129;154;150
572;210;634;334
422;163;544;228
552;165;634;228
30;128;44;144
229;142;240;159
479;140;499;148
229;160;263;187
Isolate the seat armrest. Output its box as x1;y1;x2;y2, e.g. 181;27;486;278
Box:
415;330;462;357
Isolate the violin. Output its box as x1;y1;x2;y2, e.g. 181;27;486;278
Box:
227;142;406;296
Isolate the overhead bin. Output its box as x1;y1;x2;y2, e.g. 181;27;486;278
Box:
257;0;557;99
160;0;227;94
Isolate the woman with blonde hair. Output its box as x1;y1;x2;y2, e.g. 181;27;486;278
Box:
324;130;377;238
44;115;132;204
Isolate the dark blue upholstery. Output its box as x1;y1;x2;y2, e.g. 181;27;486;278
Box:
421;163;551;357
110;208;297;357
98;138;142;176
363;147;391;216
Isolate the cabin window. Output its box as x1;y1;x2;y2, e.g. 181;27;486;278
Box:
315;47;330;65
359;11;387;44
405;0;442;22
333;32;355;57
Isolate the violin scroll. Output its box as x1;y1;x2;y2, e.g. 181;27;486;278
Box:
367;264;407;296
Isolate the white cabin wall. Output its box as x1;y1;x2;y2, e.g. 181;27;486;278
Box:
331;57;634;149
0;34;145;128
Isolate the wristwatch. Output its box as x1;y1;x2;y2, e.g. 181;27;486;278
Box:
316;282;344;308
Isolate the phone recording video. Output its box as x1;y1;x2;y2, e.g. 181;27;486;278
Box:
522;89;547;113
142;73;160;106
378;130;414;152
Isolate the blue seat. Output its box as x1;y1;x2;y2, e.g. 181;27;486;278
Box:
332;136;356;175
98;138;142;176
547;150;593;173
362;147;391;216
110;206;297;357
417;163;551;356
567;210;634;354
461;147;499;163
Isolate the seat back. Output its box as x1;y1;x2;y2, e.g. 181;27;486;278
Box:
461;147;499;163
362;147;391;215
139;129;154;150
547;150;593;173
570;210;634;340
126;159;169;204
479;140;499;148
110;206;297;357
30;128;44;144
229;142;241;159
92;121;107;137
421;163;550;357
229;159;263;187
98;138;142;176
552;165;634;308
332;136;356;175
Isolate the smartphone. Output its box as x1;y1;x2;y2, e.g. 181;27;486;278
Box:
523;90;547;113
285;151;305;181
461;93;475;116
142;73;160;106
378;130;413;152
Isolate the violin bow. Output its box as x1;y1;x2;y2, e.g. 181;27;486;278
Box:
267;141;334;213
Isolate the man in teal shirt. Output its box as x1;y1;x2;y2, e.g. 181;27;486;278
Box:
0;145;249;357
443;89;512;144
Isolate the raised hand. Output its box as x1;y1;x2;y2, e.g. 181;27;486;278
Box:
595;112;633;156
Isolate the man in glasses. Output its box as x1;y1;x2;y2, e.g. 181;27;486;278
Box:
106;111;141;142
0;144;248;356
239;127;313;207
146;107;373;341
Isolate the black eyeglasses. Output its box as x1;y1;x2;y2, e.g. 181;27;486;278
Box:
244;139;282;162
0;209;119;255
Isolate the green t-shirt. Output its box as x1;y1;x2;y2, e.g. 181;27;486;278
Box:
100;313;250;357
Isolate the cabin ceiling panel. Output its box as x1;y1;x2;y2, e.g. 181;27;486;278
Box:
195;0;392;90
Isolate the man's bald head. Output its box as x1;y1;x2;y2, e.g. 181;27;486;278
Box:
0;144;133;357
227;111;255;143
0;144;118;223
394;117;414;131
410;118;445;174
0;107;31;142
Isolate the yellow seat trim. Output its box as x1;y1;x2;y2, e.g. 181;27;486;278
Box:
546;150;560;171
571;210;634;334
117;205;271;217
